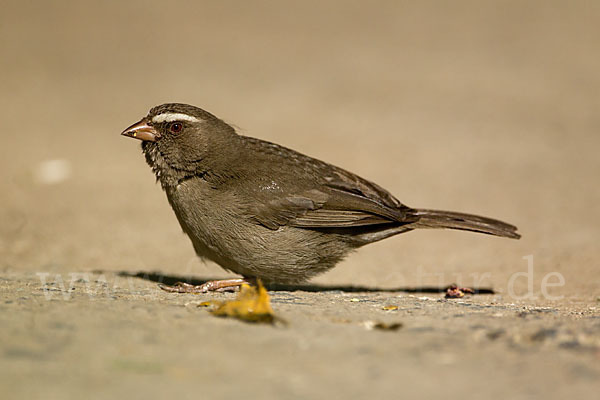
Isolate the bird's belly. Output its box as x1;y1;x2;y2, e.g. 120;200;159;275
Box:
166;185;351;283
167;186;246;267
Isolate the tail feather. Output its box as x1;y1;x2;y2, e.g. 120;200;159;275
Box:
409;209;520;239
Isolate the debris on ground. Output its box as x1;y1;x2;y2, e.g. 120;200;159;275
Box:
209;280;283;324
363;321;403;331
445;284;475;299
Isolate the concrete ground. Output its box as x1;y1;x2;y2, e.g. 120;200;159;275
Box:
1;1;599;399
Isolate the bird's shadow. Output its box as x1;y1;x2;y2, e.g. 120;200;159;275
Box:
118;271;495;294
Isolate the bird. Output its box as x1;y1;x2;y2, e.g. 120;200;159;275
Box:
121;103;520;293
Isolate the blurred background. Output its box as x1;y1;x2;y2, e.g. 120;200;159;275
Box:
1;0;598;299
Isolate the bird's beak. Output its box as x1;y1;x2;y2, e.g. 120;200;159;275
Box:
121;119;160;142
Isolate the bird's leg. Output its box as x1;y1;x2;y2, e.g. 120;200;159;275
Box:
159;278;256;294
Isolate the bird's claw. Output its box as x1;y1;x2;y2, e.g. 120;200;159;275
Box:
158;278;253;294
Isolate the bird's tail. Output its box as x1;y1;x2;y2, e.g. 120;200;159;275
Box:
409;209;520;239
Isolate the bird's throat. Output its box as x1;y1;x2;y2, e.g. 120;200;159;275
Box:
141;141;182;190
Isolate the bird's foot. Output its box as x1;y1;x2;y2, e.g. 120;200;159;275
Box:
445;284;475;298
159;278;255;294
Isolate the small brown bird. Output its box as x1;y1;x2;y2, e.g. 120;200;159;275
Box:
121;103;519;292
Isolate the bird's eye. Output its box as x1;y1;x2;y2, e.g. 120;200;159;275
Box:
169;122;183;133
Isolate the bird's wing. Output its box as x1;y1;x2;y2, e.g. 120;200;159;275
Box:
238;135;416;230
247;174;415;231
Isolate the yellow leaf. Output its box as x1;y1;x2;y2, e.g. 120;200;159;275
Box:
210;280;280;324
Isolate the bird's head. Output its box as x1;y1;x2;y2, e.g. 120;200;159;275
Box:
121;103;238;187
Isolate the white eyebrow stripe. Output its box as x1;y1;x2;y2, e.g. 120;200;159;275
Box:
151;113;201;124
